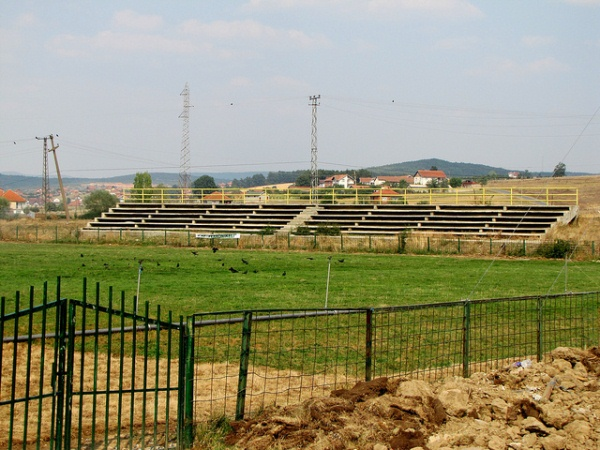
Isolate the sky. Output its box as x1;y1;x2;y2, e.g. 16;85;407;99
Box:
1;0;599;179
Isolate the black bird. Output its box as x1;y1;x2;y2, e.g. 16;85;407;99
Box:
253;269;259;274
228;267;239;273
80;253;84;257
157;262;160;266
282;271;286;276
212;247;219;253
241;258;249;265
191;251;198;256
103;263;109;269
338;259;345;263
81;263;85;267
176;263;180;268
306;257;314;260
243;270;248;274
221;263;225;267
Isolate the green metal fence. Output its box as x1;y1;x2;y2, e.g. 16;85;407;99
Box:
2;281;599;448
189;292;600;422
0;279;193;450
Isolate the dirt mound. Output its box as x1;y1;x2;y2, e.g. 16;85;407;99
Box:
226;347;600;449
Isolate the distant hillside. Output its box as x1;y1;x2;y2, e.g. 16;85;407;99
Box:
368;158;512;178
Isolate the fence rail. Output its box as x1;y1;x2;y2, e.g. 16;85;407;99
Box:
1;280;599;448
122;186;579;206
1;223;597;260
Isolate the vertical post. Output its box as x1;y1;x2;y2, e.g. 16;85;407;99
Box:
523;239;526;256
427;237;430;253
16;225;19;241
365;309;373;381
236;312;253;420
462;300;471;378
54;282;67;450
457;237;461;254
537;296;543;361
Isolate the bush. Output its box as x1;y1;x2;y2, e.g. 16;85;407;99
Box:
294;226;312;235
535;239;575;259
316;224;340;236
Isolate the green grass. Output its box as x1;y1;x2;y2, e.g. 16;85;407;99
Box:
0;242;598;316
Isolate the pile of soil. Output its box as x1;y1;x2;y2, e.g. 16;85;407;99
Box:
226;347;600;450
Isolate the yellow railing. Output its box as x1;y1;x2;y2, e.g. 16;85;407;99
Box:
121;187;579;206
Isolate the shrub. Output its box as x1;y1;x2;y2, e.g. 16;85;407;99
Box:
316;224;340;236
535;239;575;259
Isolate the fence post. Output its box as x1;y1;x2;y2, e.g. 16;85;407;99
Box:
54;280;67;450
236;312;253;420
462;300;471;378
537;296;543;361
181;316;195;447
365;309;373;381
457;238;461;254
16;225;19;240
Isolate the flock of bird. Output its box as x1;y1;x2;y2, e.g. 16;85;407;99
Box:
76;248;346;277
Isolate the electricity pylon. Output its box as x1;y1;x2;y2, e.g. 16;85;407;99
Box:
309;95;320;204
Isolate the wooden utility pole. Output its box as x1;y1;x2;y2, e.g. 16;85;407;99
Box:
48;135;70;220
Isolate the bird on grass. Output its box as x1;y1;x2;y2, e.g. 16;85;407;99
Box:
282;271;286;276
229;267;239;273
212;247;219;253
176;263;180;268
80;253;84;258
338;259;345;263
241;258;249;265
191;251;198;256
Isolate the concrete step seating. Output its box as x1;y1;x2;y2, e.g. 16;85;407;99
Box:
87;203;308;232
86;202;573;237
302;204;572;236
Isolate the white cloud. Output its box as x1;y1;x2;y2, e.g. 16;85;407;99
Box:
180;19;330;49
367;0;484;18
245;0;484;19
435;36;481;50
521;35;555;47
563;0;600;5
48;31;197;57
16;12;38;27
112;10;163;31
469;56;570;76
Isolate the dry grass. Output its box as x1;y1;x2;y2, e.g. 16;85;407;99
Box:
488;175;600;241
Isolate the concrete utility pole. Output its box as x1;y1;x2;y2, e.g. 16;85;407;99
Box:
179;82;192;190
309;95;320;204
36;134;69;219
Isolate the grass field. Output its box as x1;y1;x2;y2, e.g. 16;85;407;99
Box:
1;242;598;315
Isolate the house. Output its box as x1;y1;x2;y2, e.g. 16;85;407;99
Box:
372;175;414;186
1;189;28;214
319;174;355;188
413;170;448;186
202;191;233;204
508;171;520;179
370;188;403;204
244;189;268;203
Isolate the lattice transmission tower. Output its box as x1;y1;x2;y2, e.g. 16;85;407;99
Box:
179;82;192;189
309;95;320;203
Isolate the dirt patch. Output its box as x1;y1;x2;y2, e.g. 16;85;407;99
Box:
226;347;600;449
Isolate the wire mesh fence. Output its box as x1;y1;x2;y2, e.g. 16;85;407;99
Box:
1;222;597;260
189;292;600;422
2;280;599;448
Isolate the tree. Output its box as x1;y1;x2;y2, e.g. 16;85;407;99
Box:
133;172;153;189
518;170;532;179
294;172;311;187
0;197;10;218
83;190;118;217
430;165;438;171
449;177;462;188
553;162;566;177
193;175;217;189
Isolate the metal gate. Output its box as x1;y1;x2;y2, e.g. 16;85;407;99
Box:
0;280;193;449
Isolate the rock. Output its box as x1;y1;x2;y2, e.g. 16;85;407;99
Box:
540;434;567;450
551;359;572;372
540;404;571;429
487;435;505;450
490;398;509;420
521;417;551;436
563;420;592;442
372;443;388;450
437;388;469;417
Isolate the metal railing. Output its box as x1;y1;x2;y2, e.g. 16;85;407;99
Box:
2;279;598;448
122;186;579;206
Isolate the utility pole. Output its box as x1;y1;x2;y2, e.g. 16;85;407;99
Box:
49;135;69;220
36;136;50;213
309;95;320;204
179;82;192;190
36;134;69;219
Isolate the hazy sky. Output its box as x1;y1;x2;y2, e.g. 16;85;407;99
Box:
1;0;599;179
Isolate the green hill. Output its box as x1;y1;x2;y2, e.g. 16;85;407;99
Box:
368;158;511;178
